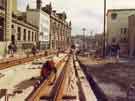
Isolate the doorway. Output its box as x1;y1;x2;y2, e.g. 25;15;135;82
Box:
11;34;15;44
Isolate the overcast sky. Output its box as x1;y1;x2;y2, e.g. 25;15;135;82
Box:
18;0;135;35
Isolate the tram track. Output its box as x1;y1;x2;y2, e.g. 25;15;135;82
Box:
50;56;69;101
26;55;70;101
27;55;95;101
0;52;53;70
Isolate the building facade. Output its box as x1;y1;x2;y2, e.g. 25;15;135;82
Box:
128;15;135;57
26;0;50;50
50;12;71;50
0;0;5;41
42;4;72;50
0;0;72;56
12;16;39;52
0;0;39;56
12;0;17;12
107;9;135;56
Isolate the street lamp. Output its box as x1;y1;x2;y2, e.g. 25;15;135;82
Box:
82;28;86;51
103;0;106;57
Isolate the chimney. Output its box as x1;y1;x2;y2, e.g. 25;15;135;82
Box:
36;0;42;9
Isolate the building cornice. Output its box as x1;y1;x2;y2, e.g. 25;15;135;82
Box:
12;17;38;31
107;8;135;15
51;15;71;28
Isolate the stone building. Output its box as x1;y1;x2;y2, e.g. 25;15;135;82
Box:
0;0;39;55
42;3;72;50
26;0;50;50
12;0;17;12
128;15;135;57
11;15;39;52
107;9;135;57
0;0;5;41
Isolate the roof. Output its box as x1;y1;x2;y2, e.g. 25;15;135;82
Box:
107;9;135;15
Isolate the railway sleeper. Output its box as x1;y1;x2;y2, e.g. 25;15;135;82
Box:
62;95;77;100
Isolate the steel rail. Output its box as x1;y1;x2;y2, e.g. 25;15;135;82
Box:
51;56;73;101
0;52;53;70
26;55;69;101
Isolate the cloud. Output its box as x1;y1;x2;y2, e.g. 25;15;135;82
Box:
18;0;135;35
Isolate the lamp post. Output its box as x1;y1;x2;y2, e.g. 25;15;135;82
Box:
82;28;86;52
82;28;86;50
103;0;106;57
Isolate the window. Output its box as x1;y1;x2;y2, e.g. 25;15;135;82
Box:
121;28;123;34
17;27;21;40
23;29;26;41
28;31;31;41
111;13;117;20
124;28;127;34
35;32;37;41
121;28;127;34
12;25;14;28
120;37;127;43
32;32;34;41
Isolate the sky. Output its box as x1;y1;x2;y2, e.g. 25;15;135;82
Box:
17;0;135;36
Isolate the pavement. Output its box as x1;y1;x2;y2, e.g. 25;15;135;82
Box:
91;56;135;64
0;53;27;63
0;53;66;101
0;51;46;63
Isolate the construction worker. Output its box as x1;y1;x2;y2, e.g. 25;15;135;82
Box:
41;58;57;84
31;45;37;56
41;61;50;80
110;39;120;63
48;59;57;85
